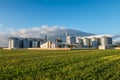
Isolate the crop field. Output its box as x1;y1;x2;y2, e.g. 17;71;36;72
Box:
0;49;120;80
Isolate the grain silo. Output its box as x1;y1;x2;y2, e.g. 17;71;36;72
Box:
23;38;29;48
32;39;38;48
83;38;90;48
102;36;112;46
8;37;19;48
99;36;113;49
91;37;98;48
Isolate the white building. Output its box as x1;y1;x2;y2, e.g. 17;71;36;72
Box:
40;41;52;48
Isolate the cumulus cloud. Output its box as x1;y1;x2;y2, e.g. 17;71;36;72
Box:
0;25;65;47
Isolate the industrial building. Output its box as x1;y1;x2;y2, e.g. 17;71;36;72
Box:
39;33;113;49
40;38;67;48
8;33;113;49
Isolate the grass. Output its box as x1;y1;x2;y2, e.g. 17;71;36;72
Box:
0;49;120;80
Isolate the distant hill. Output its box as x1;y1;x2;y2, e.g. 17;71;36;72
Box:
45;28;94;41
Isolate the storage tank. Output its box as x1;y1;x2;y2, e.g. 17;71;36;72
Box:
91;37;98;47
19;39;23;48
32;39;38;48
101;36;112;46
96;38;101;46
23;39;29;48
83;38;90;48
101;36;107;46
8;37;19;48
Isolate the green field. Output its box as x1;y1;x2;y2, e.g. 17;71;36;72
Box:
0;49;120;80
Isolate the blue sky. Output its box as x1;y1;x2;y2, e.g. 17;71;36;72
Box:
0;0;120;34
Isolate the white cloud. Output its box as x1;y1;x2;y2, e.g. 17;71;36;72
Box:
0;25;65;47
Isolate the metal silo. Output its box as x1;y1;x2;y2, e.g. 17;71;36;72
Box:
8;37;19;48
19;38;24;48
91;37;98;48
101;36;108;46
83;38;90;48
23;38;29;48
32;39;39;48
101;36;112;46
